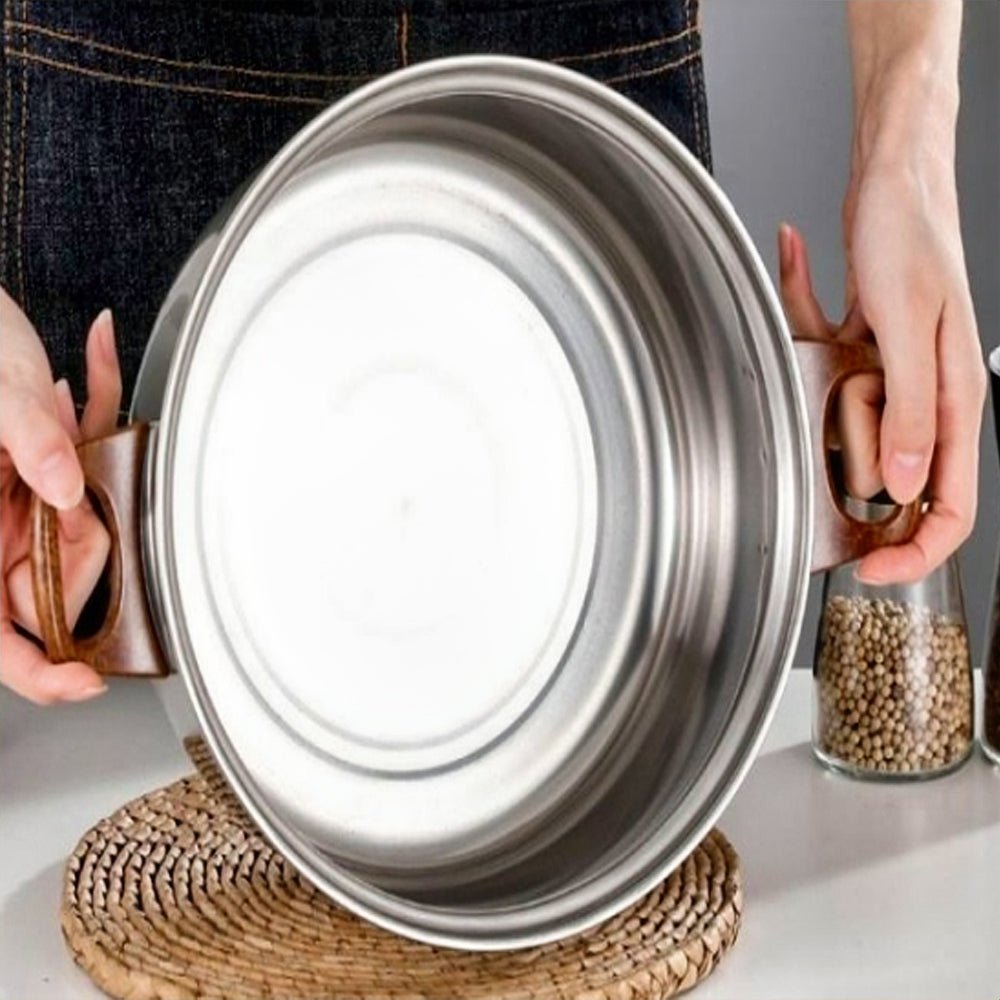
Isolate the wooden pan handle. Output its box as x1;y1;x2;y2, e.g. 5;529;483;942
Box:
793;338;922;573
29;423;169;677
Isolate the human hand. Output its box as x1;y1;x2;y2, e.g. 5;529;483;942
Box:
0;288;122;703
779;183;984;586
779;0;986;586
840;156;985;585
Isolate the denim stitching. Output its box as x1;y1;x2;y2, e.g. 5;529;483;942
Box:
685;0;705;166
4;49;335;105
398;7;409;68
551;24;694;65
15;0;27;305
1;1;13;278
694;48;711;169
601;47;699;86
692;0;711;170
9;20;368;83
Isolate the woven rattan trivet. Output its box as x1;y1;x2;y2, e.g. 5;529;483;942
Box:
61;737;742;1000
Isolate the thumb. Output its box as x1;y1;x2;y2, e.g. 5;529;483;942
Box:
0;384;83;509
0;288;84;508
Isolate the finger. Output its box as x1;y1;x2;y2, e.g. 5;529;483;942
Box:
0;620;105;704
842;181;860;312
879;342;938;506
778;223;834;340
857;296;984;583
0;289;84;507
0;385;84;510
855;494;965;586
836;300;871;343
837;372;884;499
52;378;103;541
80;309;122;441
5;505;110;634
856;274;939;506
54;377;82;444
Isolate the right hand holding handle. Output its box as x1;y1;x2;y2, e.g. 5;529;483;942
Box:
0;289;120;703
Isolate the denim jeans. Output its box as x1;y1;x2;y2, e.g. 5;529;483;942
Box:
1;0;710;406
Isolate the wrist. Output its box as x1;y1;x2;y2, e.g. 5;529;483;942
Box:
852;54;958;180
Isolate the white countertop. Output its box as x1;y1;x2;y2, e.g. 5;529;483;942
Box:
1;672;997;1000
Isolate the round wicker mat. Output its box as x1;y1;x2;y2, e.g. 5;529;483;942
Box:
61;737;742;1000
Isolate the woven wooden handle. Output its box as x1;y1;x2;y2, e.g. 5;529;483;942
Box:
29;423;168;677
794;338;922;572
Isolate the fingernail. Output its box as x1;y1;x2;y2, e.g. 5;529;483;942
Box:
53;380;77;436
38;450;83;509
54;377;73;407
65;682;108;702
97;308;115;362
778;224;793;270
889;450;928;500
887;451;927;503
892;450;925;470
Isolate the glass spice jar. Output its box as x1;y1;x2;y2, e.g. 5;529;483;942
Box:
812;503;974;780
984;581;1000;766
982;346;1000;766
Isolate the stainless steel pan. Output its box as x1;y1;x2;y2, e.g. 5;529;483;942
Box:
30;56;918;949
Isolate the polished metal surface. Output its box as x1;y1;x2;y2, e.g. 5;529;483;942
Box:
133;56;812;949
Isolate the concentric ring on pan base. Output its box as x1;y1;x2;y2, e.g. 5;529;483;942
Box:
166;134;659;870
61;738;744;1000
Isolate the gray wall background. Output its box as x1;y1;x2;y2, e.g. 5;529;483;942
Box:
700;0;1000;667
